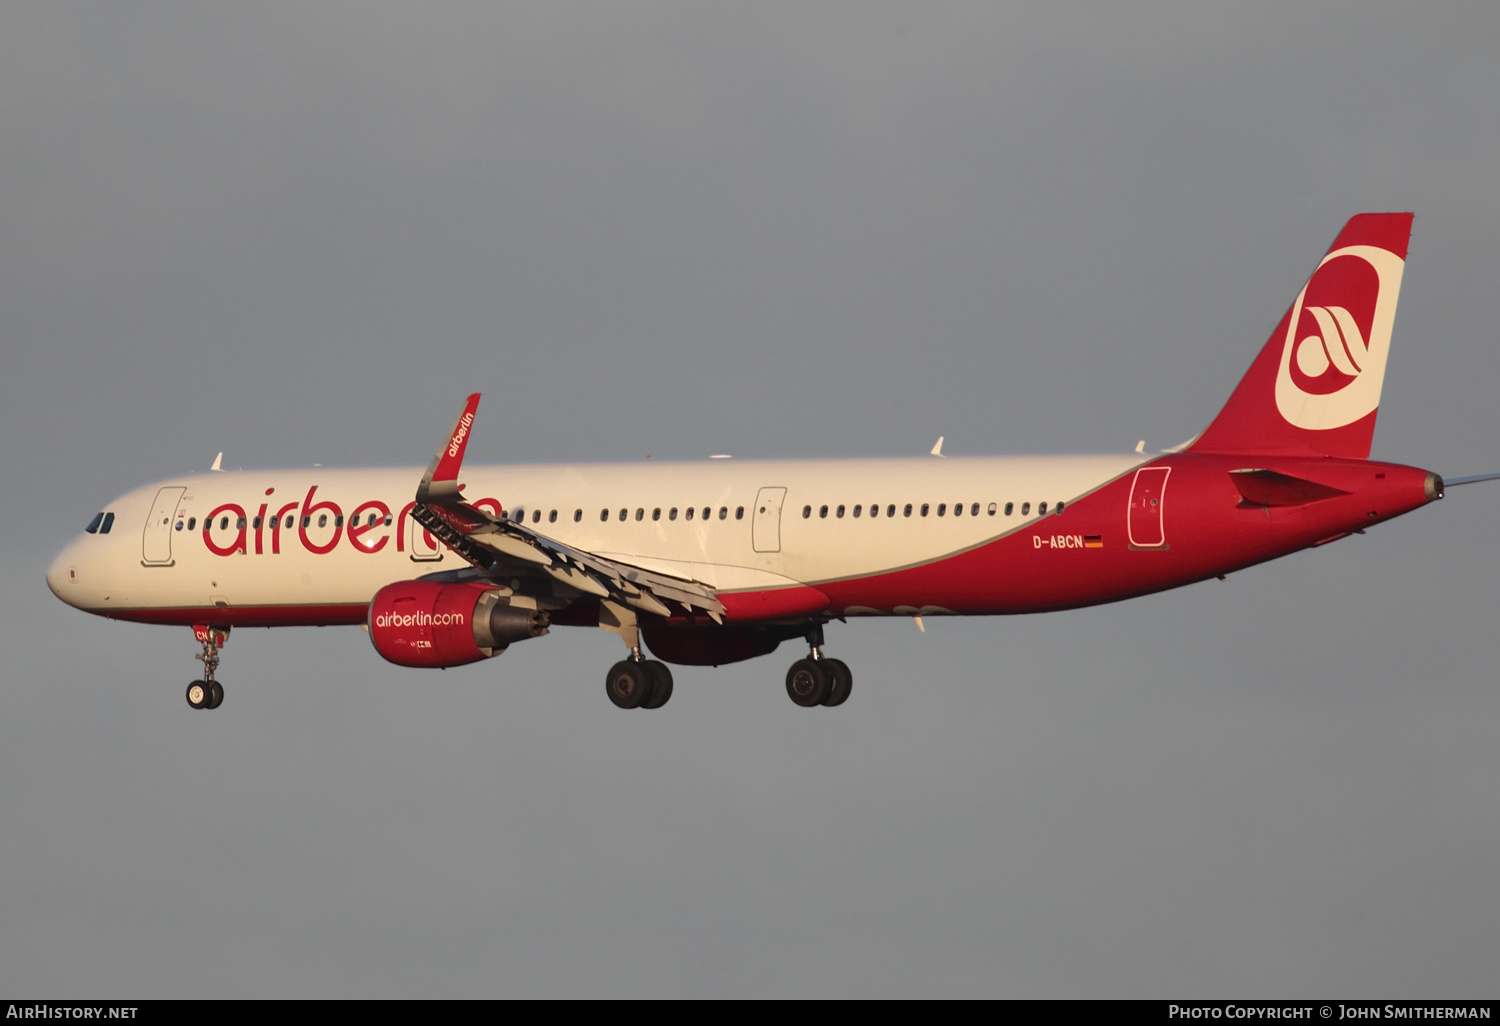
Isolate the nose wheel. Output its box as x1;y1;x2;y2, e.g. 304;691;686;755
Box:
187;625;228;711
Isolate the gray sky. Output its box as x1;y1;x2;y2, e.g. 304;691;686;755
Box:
4;2;1498;997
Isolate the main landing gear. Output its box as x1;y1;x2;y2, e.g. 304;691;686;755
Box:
186;625;228;711
785;623;852;709
599;600;673;710
605;657;674;710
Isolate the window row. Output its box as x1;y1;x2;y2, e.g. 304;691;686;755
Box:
180;512;395;532
800;500;1064;519
174;499;1067;534
506;506;747;525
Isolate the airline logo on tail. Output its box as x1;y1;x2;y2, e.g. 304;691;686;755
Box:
1274;244;1405;431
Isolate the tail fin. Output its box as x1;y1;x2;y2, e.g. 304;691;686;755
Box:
1189;213;1413;459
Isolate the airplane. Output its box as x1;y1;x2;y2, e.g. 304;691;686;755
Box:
45;212;1500;712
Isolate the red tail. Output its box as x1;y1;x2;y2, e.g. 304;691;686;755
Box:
1190;213;1413;459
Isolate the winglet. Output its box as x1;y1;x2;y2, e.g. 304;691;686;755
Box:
417;393;481;503
930;437;944;457
210;452;223;471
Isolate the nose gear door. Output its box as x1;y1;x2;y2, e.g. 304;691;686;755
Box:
142;486;186;566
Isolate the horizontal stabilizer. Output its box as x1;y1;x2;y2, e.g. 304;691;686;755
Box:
1229;468;1351;507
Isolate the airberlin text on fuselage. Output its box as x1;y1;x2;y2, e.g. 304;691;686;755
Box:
196;484;503;558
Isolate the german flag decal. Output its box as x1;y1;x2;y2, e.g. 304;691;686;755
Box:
1084;535;1104;548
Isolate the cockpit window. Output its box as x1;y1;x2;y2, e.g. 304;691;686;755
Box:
85;512;104;534
100;512;114;534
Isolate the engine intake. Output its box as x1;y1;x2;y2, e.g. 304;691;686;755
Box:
369;580;549;668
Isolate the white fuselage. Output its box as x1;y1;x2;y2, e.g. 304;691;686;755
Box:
48;453;1145;622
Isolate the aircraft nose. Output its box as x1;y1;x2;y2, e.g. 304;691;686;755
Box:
46;540;85;607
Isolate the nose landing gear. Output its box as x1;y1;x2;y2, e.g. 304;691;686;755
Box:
187;625;228;710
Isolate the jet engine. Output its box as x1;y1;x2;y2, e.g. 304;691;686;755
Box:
368;580;549;668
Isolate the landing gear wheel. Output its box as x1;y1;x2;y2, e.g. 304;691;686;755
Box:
606;660;652;709
786;658;830;707
641;661;674;709
206;680;224;710
186;681;209;710
820;658;852;707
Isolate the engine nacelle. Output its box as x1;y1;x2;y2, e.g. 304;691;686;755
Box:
369;580;549;668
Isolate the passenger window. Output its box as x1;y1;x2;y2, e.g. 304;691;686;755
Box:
836;505;845;518
239;517;249;530
574;510;583;522
85;512;103;534
619;509;627;522
819;505;828;519
652;508;661;521
1056;501;1065;514
189;518;197;530
920;504;929;517
549;510;557;523
853;505;862;517
937;504;946;516
1021;502;1030;515
316;515;326;528
253;517;262;530
513;509;524;522
175;520;184;532
735;506;744;520
285;515;294;529
1039;502;1048;515
718;507;728;520
803;506;812;519
669;508;678;521
869;504;879;518
973;503;981;517
889;505;897;518
635;508;644;521
1004;502;1013;516
370;513;379;526
333;515;342;528
384;514;393;526
903;504;913;517
686;507;695;521
600;509;609;522
952;503;961;517
703;507;712;521
529;510;538;524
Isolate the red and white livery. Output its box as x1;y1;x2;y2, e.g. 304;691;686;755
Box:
47;213;1480;712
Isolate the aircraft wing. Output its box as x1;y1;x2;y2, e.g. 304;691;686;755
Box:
411;395;725;622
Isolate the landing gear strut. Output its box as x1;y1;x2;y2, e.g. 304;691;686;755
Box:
186;625;228;710
600;601;672;710
785;623;852;708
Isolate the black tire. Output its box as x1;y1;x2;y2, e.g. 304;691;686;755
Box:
786;658;829;707
641;661;674;709
820;659;852;707
606;660;652;709
206;680;224;710
186;681;209;709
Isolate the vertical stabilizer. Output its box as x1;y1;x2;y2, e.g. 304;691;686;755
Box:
1190;213;1413;459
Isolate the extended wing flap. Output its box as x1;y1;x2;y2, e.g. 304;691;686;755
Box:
410;395;725;620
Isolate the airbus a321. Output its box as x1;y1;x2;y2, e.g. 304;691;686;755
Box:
45;213;1496;712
